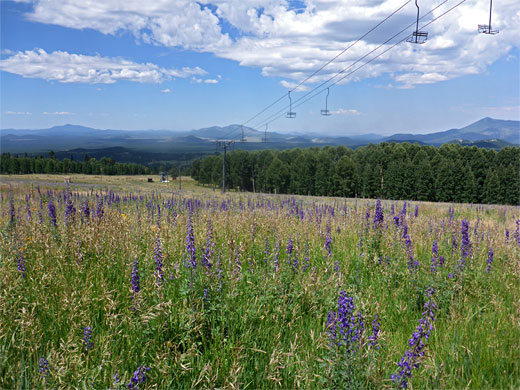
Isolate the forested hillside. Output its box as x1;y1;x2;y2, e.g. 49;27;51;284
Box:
0;153;151;176
192;143;520;205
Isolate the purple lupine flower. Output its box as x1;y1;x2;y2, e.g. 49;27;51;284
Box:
373;198;384;228
48;196;57;227
8;195;15;225
83;326;94;351
391;288;437;388
154;236;164;284
393;215;400;227
391;204;395;215
96;198;104;220
439;255;445;267
328;291;363;353
369;314;381;349
127;365;150;389
113;373;121;385
185;216;196;269
414;205;418;218
17;253;26;278
65;194;76;224
81;200;90;220
515;219;520;246
201;221;214;269
325;225;332;257
326;311;337;346
402;225;417;271
365;202;370;226
39;357;50;379
486;247;493;273
430;241;438;273
459;220;471;269
286;237;293;256
505;229;509;244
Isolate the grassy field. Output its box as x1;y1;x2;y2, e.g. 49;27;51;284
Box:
1;174;519;389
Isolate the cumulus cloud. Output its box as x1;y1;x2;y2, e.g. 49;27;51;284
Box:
13;0;520;88
161;88;171;93
331;108;361;116
5;111;32;115
0;49;207;84
204;79;219;84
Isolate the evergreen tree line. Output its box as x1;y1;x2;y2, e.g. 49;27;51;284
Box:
191;143;520;205
1;153;151;176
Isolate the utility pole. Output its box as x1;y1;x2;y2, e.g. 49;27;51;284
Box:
216;140;234;193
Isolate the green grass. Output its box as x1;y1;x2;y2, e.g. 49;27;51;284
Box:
0;176;519;389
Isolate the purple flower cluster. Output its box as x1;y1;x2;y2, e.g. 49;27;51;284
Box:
185;217;196;269
486;247;493;273
48;196;57;227
201;221;214;269
430;241;438;273
391;288;437;388
17;253;26;278
127;365;150;389
154;236;164;285
8;196;15;225
368;314;381;349
373;198;384;228
39;357;49;379
96;198;104;220
83;326;94;351
459;220;471;269
505;229;509;244
65;193;76;224
325;225;332;257
402;225;417;271
327;292;364;353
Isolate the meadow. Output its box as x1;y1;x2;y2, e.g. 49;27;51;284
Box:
1;174;519;389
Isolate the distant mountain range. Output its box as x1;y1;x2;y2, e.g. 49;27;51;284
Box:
1;117;518;166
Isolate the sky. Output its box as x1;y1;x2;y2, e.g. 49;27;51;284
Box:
1;0;519;137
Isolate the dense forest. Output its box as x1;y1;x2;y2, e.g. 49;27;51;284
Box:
0;153;151;176
191;143;520;205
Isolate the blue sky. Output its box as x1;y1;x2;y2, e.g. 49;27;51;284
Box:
1;0;518;136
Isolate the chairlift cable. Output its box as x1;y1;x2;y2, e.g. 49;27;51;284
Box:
237;0;413;129
253;0;466;130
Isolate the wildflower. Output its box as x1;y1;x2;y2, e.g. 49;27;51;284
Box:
17;253;26;278
459;220;471;269
201;221;214;269
185;216;196;269
369;314;381;349
486;247;493;273
127;365;150;389
325;225;332;257
25;195;32;221
414;205;419;218
327;291;363;353
8;195;15;225
154;236;164;285
48;196;57;227
65;193;76;224
391;288;437;388
83;326;94;350
82;200;90;221
505;229;509;244
96;198;104;220
373;198;384;228
39;357;49;378
430;241;438;273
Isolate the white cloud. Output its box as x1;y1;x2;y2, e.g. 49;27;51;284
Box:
0;49;207;84
13;0;520;89
204;79;219;84
5;111;32;115
43;111;74;115
331;108;361;116
161;88;171;93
